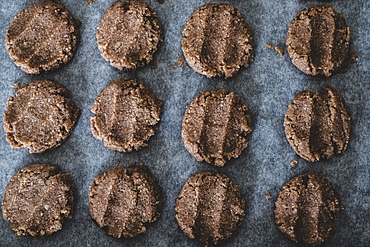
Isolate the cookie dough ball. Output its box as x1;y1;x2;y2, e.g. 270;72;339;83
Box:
5;0;79;74
182;4;253;79
88;164;161;238
182;89;252;167
3;80;80;153
275;173;342;246
286;5;351;77
284;85;351;162
91;78;162;152
96;0;163;70
175;171;245;245
2;164;74;237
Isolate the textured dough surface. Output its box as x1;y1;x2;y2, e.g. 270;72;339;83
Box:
286;5;351;77
5;0;79;74
182;3;253;78
96;0;163;70
88;164;161;238
91;78;162;152
3;80;80;153
275;173;342;246
182;89;252;167
175;171;245;245
2;164;74;237
284;85;351;162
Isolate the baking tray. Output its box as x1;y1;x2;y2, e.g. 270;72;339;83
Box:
0;0;369;246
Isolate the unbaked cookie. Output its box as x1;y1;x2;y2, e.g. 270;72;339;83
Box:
3;80;80;153
175;171;244;245
88;164;161;238
91;78;162;152
182;4;253;79
284;85;351;162
96;0;163;70
2;164;74;237
5;0;79;74
275;173;342;246
182;89;252;167
286;5;352;77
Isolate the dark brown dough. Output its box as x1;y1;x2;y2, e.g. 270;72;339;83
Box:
182;4;253;79
2;164;74;237
286;5;351;77
175;171;245;245
91;78;162;152
3;80;80;153
88;164;161;238
5;0;79;74
182;89;252;167
96;0;163;70
275;173;342;246
284;85;351;162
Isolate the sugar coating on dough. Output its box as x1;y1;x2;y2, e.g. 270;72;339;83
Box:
2;164;74;237
182;89;252;167
88;164;161;238
275;173;342;246
182;3;253;79
4;80;80;153
96;0;163;70
91;78;162;152
175;171;245;245
6;0;79;74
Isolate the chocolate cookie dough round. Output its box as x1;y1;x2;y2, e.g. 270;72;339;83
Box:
284;85;351;162
182;4;253;79
2;164;74;237
3;80;80;153
96;0;163;70
175;171;245;245
91;78;162;152
275;173;342;246
88;164;161;238
182;89;252;167
5;0;79;74
286;5;351;77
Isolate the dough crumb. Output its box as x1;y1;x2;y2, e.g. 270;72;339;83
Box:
87;0;95;4
266;193;272;200
10;82;19;88
265;44;272;48
177;58;184;66
291;160;298;167
150;60;158;69
275;46;284;57
173;58;184;69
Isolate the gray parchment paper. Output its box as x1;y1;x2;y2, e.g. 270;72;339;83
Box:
0;0;369;246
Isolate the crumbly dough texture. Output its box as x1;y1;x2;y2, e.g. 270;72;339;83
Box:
182;4;253;79
91;78;162;152
96;0;163;70
175;171;245;245
286;5;351;77
274;173;342;246
284;85;351;162
182;89;252;167
5;0;79;74
3;80;80;153
2;164;74;237
88;164;161;238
